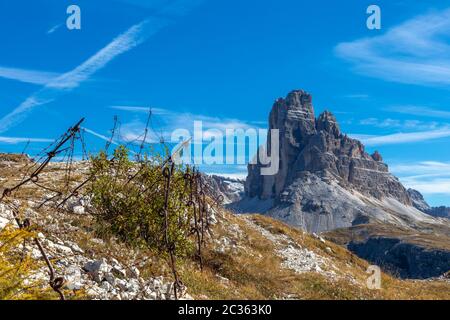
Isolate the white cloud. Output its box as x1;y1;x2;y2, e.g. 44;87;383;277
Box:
0;0;205;134
359;117;440;130
118;119;163;144
404;179;450;195
0;19;165;134
335;8;450;86
352;127;450;146
0;66;59;85
348;133;375;141
82;127;120;146
47;24;62;34
111;106;265;144
82;126;138;155
391;161;450;176
111;106;157;113
390;161;450;195
48;19;167;90
0;136;52;144
388;105;450;119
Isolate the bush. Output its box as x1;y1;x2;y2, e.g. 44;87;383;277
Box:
88;146;196;258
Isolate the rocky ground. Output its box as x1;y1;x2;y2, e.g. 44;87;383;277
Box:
0;201;192;300
0;156;195;300
234;89;450;279
1;154;449;300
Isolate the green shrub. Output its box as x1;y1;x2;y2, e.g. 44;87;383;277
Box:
88;146;195;258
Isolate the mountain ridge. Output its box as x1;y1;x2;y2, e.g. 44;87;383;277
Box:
2;154;449;299
246;89;412;207
230;89;450;278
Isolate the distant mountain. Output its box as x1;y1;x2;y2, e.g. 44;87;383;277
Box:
238;89;439;232
229;89;450;279
202;174;245;204
427;206;450;219
1;154;449;298
406;188;431;212
407;188;450;219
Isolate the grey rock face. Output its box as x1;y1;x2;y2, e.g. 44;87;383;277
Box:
407;188;450;219
371;151;383;162
247;90;316;200
238;90;450;237
203;174;245;204
236;90;450;279
407;188;431;212
246;90;411;206
426;206;450;219
348;237;450;279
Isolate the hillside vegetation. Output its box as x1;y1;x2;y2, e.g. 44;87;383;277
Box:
0;153;449;300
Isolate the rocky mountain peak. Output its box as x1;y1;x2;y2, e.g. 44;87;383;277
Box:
407;188;430;212
246;90;412;206
269;90;316;141
407;188;450;219
285;89;313;110
236;91;450;277
316;110;340;138
371;151;383;162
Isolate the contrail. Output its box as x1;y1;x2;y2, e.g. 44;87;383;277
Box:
0;0;205;134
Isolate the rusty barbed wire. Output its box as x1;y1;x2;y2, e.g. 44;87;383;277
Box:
1;118;84;202
0;118;86;300
0;115;225;301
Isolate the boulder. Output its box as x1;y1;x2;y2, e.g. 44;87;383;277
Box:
83;258;111;283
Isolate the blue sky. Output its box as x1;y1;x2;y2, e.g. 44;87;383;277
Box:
0;0;450;206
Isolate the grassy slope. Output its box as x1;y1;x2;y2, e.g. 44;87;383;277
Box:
325;222;450;251
181;213;450;300
1;159;449;300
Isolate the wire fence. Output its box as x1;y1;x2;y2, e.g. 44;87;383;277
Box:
0;115;223;300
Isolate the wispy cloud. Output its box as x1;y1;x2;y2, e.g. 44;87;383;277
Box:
391;161;450;175
47;24;62;34
350;127;450;146
111;106;264;143
48;19;168;90
359;117;440;130
110;106;156;113
335;7;450;86
0;66;60;85
0;136;52;144
342;94;369;99
0;0;205;134
0;19;165;134
388;105;450;119
81;127;128;152
118;119;163;144
390;161;450;195
111;105;265;144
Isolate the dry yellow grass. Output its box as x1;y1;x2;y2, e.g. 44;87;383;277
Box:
1;158;449;300
181;213;450;300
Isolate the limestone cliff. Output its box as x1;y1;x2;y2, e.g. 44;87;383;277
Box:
246;89;411;205
239;90;447;235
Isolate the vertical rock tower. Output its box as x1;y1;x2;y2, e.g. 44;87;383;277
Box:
245;89;411;205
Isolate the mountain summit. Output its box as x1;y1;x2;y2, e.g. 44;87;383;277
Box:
231;90;450;278
243;89;430;233
246;90;411;206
